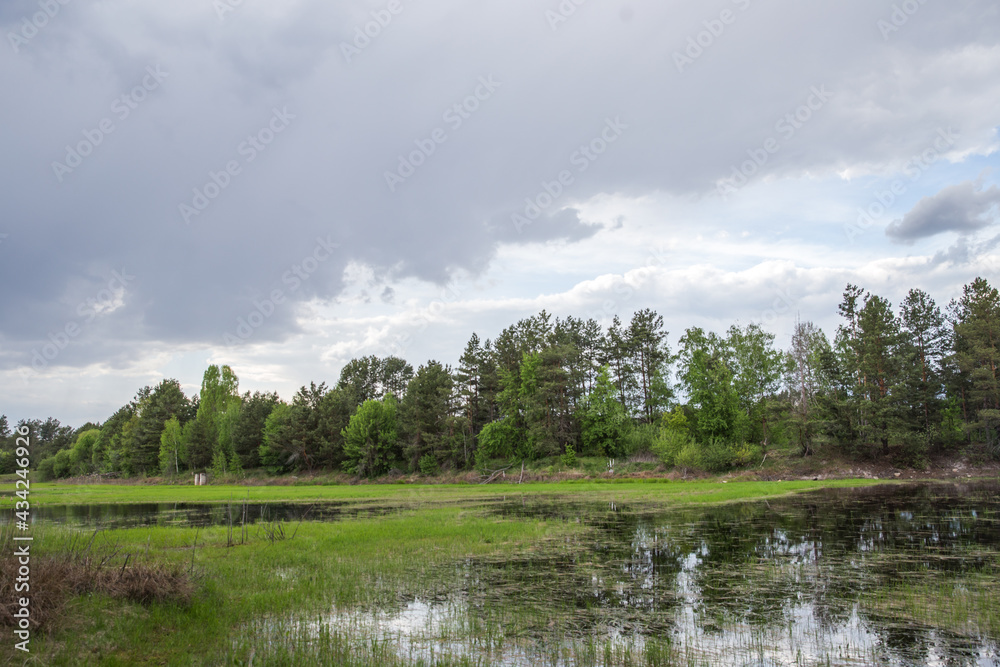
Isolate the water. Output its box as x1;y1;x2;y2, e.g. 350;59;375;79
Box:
24;499;408;528
20;482;1000;665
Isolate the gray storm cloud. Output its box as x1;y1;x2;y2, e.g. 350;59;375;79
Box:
1;0;999;375
886;180;1000;243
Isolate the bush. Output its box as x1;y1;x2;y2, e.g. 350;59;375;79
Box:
476;419;518;461
674;442;702;473
732;442;763;468
51;450;73;479
892;431;930;469
36;456;56;481
652;429;689;467
700;438;737;473
560;444;577;467
622;423;658;457
418;454;439;475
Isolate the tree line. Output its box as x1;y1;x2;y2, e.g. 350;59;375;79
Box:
7;277;997;480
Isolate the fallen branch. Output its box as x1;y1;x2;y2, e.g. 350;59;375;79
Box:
479;464;513;484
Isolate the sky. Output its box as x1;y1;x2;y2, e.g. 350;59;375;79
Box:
1;0;998;427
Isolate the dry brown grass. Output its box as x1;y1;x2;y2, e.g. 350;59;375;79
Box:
0;530;194;632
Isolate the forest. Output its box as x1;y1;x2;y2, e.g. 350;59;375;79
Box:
7;277;999;481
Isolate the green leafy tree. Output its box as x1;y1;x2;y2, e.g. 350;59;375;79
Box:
652;406;693;467
580;366;629;457
474;418;520;470
677;328;743;444
120;380;191;475
158;416;186;476
316;388;354;470
69;429;101;476
338;356;414;406
195;365;242;473
342;395;399;477
727;322;784;448
94;403;136;473
786;320;831;456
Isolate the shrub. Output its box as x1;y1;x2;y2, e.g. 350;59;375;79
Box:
732;442;763;468
622;423;658;457
418;454;439;476
674;442;702;473
652;429;689;467
701;437;737;473
475;419;521;471
51;450;73;479
652;407;693;467
36;456;57;481
561;444;577;467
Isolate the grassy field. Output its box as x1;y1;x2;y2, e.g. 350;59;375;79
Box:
20;477;883;507
0;477;985;666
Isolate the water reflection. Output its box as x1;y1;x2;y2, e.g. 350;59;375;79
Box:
17;501;403;528
462;482;1000;665
16;482;1000;665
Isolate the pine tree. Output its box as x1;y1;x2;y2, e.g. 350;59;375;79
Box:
898;289;946;445
950;278;1000;451
856;293;901;455
628;309;672;423
399;361;455;470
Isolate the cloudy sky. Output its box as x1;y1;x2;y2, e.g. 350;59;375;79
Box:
2;0;998;425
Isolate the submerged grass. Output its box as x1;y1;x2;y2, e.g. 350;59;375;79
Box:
2;479;997;665
0;505;579;665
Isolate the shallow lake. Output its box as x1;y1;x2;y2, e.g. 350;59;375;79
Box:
21;482;1000;665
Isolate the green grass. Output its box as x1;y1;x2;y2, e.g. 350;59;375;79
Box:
18;477;884;508
1;477;981;666
4;505;578;665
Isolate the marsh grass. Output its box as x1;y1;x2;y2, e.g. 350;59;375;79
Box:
0;522;194;634
0;505;578;665
3;480;998;665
